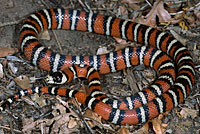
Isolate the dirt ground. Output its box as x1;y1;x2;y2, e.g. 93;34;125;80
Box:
0;0;199;134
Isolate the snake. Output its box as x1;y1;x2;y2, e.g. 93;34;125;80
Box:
0;8;195;125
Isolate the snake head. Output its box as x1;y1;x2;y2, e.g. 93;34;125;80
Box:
45;71;68;84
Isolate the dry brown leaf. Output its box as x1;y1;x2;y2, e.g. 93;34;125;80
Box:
14;75;30;89
22;117;46;132
0;48;18;58
38;30;50;40
51;113;71;133
114;37;134;51
114;37;128;45
52;103;68;116
137;0;171;27
84;109;102;123
180;107;198;119
22;116;34;129
31;93;47;107
96;47;109;55
68;118;78;129
22;113;74;133
157;113;165;120
151;118;167;134
137;114;167;134
117;127;132;134
50;103;78;133
136;122;149;134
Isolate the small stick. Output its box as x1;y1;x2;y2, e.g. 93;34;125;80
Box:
0;125;22;133
0;20;21;28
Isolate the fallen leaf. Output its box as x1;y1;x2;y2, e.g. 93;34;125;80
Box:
22;111;74;133
22;116;35;133
0;48;18;58
136;122;149;134
151;118;167;134
84;109;102;123
117;127;132;134
38;30;50;40
114;37;135;51
137;0;171;27
31;93;47;107
180;107;198;119
52;103;68;116
68;118;77;129
114;37;128;45
137;114;167;134
14;75;30;89
96;47;109;55
51;113;71;133
22;118;49;132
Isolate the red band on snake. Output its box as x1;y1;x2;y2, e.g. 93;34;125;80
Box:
0;8;195;125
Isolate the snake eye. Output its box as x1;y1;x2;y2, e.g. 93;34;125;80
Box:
51;72;63;83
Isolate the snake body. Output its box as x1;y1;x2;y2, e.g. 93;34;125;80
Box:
0;8;195;125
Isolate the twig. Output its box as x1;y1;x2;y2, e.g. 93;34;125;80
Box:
145;0;152;7
91;7;114;11
0;126;22;133
169;2;200;15
40;0;49;8
190;93;200;98
77;0;91;12
84;1;92;12
71;98;95;134
77;0;86;9
9;120;15;134
0;20;21;28
70;0;75;8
